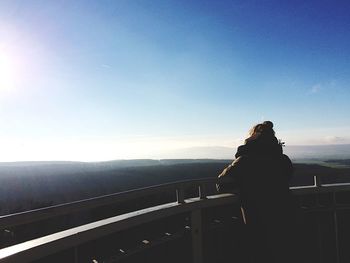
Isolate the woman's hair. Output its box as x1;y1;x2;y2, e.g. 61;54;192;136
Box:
245;121;276;143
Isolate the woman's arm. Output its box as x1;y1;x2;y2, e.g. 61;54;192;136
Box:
216;156;245;192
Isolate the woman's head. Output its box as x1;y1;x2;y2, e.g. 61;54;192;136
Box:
246;121;276;143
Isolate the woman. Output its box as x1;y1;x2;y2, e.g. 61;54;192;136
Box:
217;121;303;263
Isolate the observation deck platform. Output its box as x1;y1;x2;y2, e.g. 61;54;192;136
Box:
0;176;350;263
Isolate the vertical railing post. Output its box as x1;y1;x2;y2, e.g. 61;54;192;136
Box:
191;209;203;263
74;246;79;263
199;183;207;200
317;216;323;263
314;175;322;187
176;188;185;204
332;192;340;263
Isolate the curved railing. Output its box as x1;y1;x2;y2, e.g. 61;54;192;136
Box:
0;178;217;229
0;178;239;263
291;176;350;263
1;175;350;263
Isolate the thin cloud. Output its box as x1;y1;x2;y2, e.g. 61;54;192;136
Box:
324;136;347;144
309;84;321;94
101;64;111;69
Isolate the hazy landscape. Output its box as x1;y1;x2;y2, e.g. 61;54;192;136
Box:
1;145;350;259
162;144;350;162
1;144;350;216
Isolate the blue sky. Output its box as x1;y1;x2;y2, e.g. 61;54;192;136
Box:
0;0;350;161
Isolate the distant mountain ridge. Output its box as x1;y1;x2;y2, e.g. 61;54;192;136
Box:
284;144;350;160
161;144;350;161
0;159;231;180
1;159;350;216
1;144;350;167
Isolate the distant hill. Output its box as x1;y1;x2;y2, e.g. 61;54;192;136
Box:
161;146;236;159
0;159;230;178
1;159;350;215
0;160;230;215
284;144;350;161
161;144;350;161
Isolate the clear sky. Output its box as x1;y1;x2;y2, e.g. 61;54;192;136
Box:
0;0;350;161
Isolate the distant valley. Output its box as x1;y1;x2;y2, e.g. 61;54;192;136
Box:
1;155;350;215
1;144;350;215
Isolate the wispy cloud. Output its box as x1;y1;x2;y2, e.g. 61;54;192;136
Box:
324;136;347;144
101;64;111;69
309;83;321;94
308;80;338;95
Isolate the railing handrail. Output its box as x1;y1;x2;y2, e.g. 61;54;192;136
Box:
2;175;350;230
0;193;237;263
0;178;217;229
2;176;350;262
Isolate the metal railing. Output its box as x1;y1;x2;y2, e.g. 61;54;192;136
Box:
0;178;239;263
291;176;350;263
1;175;350;263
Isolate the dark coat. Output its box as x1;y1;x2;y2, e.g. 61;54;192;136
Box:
218;138;303;263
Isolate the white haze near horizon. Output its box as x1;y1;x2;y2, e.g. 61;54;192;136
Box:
1;128;350;162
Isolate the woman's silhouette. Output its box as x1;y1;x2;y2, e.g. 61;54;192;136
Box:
217;121;303;263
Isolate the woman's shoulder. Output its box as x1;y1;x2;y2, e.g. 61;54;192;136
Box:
232;155;251;166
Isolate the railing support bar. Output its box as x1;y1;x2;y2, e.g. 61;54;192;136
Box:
199;184;207;200
176;188;185;204
74;246;79;263
314;175;322;187
333;192;340;263
191;209;203;263
317;216;323;263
